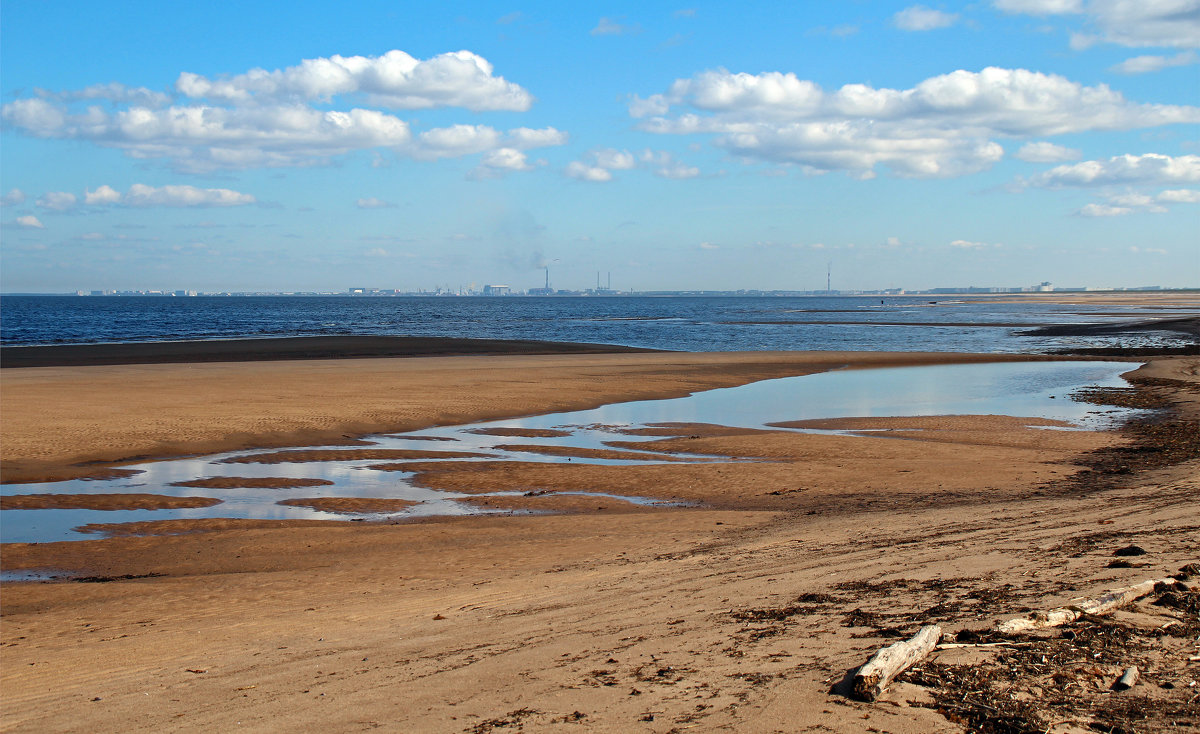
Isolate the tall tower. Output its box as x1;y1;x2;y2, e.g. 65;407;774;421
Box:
827;262;831;293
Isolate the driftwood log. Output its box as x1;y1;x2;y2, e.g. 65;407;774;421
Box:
1113;666;1139;691
851;624;941;702
996;578;1177;634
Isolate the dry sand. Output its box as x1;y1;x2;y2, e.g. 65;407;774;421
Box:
1;349;1197;733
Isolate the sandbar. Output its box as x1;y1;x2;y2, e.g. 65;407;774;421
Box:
0;493;222;511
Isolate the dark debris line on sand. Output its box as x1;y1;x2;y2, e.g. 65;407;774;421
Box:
1065;375;1200;492
864;374;1200;732
898;571;1200;734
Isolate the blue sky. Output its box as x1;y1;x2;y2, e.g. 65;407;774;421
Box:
1;0;1197;293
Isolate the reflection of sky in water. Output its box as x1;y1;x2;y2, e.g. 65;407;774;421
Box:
0;361;1143;544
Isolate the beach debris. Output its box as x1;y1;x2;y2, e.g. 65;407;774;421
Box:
851;624;941;701
1113;545;1147;557
1112;666;1139;691
995;577;1178;634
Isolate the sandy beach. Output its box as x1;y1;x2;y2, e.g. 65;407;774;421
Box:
1;343;1197;732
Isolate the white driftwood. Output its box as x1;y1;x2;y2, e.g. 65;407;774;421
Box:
996;578;1176;634
852;624;941;702
1113;666;1139;691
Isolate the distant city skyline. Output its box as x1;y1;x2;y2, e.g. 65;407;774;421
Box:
21;281;1189;298
2;2;1198;293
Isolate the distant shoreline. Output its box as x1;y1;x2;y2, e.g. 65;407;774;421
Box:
0;335;659;369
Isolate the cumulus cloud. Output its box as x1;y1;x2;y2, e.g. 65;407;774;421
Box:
565;161;614;182
1157;188;1200;202
1111;50;1199;73
949;239;989;248
63;183;256;207
995;0;1200;49
1028;153;1200;187
506;127;569;148
15;215;45;229
894;5;960;30
632;66;1199;178
1078;203;1133;216
1;188;27;207
1;50;553;172
566;148;699;181
594;149;637;170
176;50;533;111
1072;184;1200;216
471;148;535;179
356;197;394;209
125;184;256;207
640;149;701;178
1016;141;1082;162
2;101;414;171
85;185;122;205
36;191;78;211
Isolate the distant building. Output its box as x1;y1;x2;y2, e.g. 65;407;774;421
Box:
483;284;511;296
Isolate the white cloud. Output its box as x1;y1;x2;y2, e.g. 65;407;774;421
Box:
176;50;532;111
1016;141;1082;162
634;66;1199;178
565;161;613;182
1086;0;1200;49
2;102;415;171
36;191;78;211
655;162;701;179
591;17;640;36
506;127;569;149
594;149;637;170
699;241;719;249
950;239;988;248
1111;50;1199;73
640;149;701;178
1073;184;1200;216
996;0;1200;49
1078;202;1134;216
472;147;535;177
894;5;960;30
1107;191;1168;212
84;185;122;205
565;148;699;181
123;184;256;207
1157;188;1200;202
1;50;550;172
1;189;27;207
993;0;1083;15
564;149;634;181
16;215;45;229
1029;153;1200;187
415;124;500;159
356;197;394;209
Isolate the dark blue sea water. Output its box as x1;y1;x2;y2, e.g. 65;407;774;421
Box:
0;294;1193;353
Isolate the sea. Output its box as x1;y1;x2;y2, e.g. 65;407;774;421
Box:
0;294;1194;353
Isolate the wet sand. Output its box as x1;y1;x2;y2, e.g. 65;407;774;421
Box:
0;494;222;511
0;348;1037;483
1;349;1197;732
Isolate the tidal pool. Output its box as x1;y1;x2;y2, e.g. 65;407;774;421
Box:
0;360;1145;543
